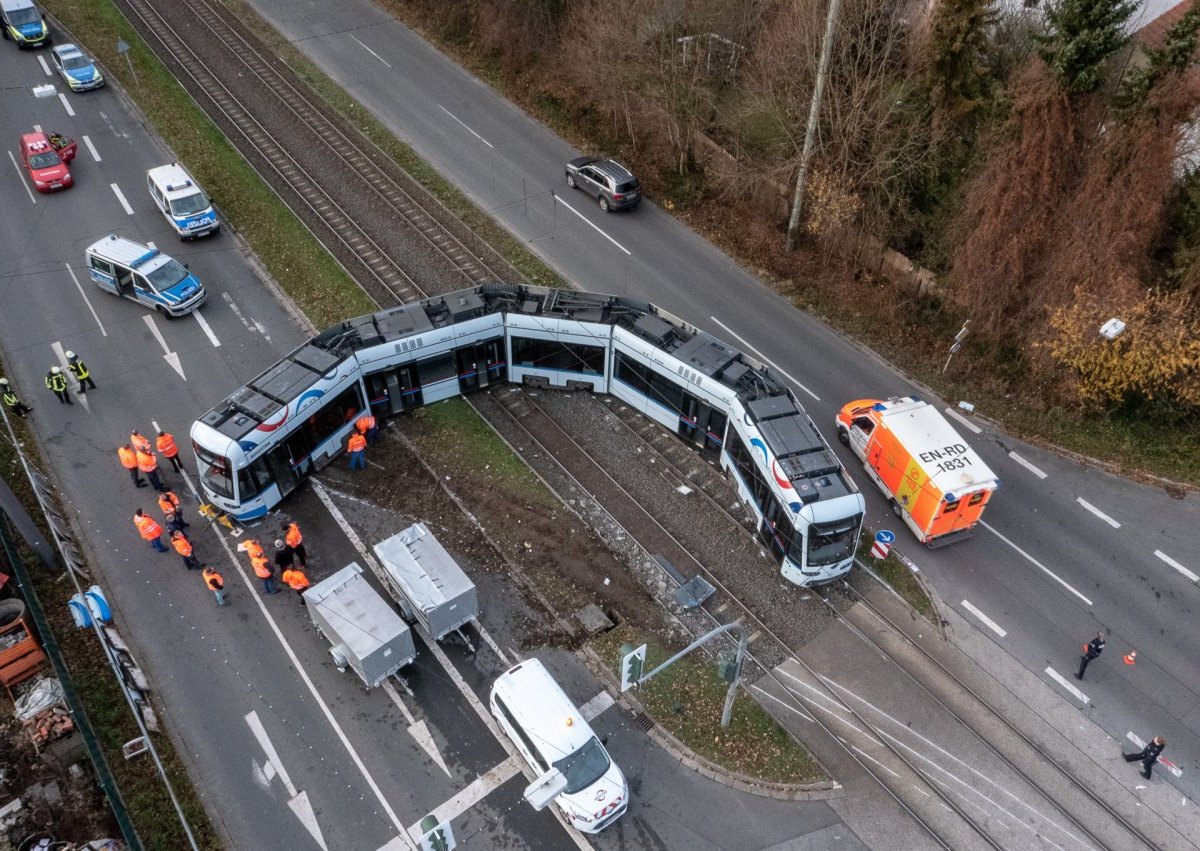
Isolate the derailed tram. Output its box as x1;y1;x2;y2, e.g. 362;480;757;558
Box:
190;285;865;586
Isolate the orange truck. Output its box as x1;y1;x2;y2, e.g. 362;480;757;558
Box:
835;396;998;547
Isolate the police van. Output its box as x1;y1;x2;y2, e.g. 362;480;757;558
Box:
147;163;220;239
489;658;628;833
85;235;206;318
1;0;50;48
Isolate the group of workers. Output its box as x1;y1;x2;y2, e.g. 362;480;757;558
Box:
2;352;95;416
118;429;182;491
346;412;378;470
240;523;311;605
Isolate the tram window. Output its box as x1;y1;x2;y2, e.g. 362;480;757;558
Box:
419;353;456;386
194;445;234;500
237;457;272;501
512;337;604;374
615;353;652;394
302;386;364;449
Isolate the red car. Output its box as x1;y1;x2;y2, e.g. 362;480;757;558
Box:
19;131;75;193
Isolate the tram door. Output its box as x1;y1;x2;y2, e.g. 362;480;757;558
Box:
263;440;302;499
368;365;422;414
759;495;790;565
456;339;504;393
679;392;724;456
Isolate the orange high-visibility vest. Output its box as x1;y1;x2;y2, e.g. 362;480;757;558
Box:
282;567;309;591
356;414;376;434
171;533;193;557
118;446;138;470
285;524;302;548
131;432;152;454
244;540;265;561
134;514;162;540
347;433;366;453
158;492;180;515
156;433;179;457
203;568;223;591
251;555;272;579
136;450;158;473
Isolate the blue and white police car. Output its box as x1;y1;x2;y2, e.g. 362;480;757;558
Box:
0;0;49;48
147;163;220;239
85;235;207;318
50;44;104;91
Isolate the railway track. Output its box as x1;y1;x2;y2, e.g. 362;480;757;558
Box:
117;0;516;308
484;386;1169;851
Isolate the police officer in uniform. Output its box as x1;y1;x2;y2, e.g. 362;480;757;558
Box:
1125;736;1166;780
1076;631;1105;680
45;366;71;405
1;378;32;417
65;351;96;392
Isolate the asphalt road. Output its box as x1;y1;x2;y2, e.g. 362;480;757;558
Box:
0;30;857;851
242;0;1200;805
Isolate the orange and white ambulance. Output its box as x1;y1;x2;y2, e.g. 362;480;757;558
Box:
836;396;998;547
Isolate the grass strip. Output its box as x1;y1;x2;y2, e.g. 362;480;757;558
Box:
592;624;826;785
856;532;933;619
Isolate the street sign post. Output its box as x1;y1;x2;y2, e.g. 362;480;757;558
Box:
418;815;456;851
618;643;647;693
116;38;137;85
870;530;895;559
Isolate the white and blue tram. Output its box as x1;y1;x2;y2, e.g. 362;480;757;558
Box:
190;285;865;586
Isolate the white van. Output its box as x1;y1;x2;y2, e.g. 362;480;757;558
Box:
489;658;628;833
85;235;206;318
147;163;220;239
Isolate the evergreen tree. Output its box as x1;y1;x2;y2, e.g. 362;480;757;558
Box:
1038;0;1138;94
927;0;995;127
1115;4;1200;113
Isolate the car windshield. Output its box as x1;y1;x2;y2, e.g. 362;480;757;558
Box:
8;8;39;26
552;736;610;795
62;54;92;71
169;192;211;217
806;514;862;567
145;259;191;291
29;152;61;169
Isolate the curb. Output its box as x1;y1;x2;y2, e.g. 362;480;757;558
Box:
577;645;841;802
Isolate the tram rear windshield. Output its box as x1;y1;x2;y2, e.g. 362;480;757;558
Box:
806;514;862;567
194;444;235;500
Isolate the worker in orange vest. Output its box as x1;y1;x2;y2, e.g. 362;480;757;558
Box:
171;530;201;571
347;430;367;471
282;522;306;568
156;430;184;473
130;430;153;454
157;490;187;526
202;566;226;606
355;412;378;445
133;508;168;552
252;549;277;595
136;448;167;493
118;444;147;489
281;565;310;607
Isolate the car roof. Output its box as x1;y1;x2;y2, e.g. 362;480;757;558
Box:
592;159;635;181
20;132;52;151
1;0;36;12
52;44;85;59
87;235;176;275
148;163;204;199
491;658;595;758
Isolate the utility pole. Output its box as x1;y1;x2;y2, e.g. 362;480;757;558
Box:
785;0;843;252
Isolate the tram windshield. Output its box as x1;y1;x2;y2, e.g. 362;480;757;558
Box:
194;444;235;500
806;515;862;567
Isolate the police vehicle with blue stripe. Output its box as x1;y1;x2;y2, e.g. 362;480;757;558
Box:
85;235;207;318
1;0;49;48
147;164;220;239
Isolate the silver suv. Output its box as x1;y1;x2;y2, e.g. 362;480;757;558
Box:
565;157;641;212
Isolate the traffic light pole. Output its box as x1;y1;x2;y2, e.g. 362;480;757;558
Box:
629;620;748;728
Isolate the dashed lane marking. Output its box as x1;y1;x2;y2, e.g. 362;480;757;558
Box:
110;182;134;215
37;55;51;76
438;105;494;148
65;263;105;336
709;318;820;401
1007;451;1047;480
1044;668;1089;705
961;601;1006;638
58;92;75;117
943;407;982;434
851;744;900;778
1154;550;1198;583
192;309;222;347
350;34;392;68
749;683;816;723
1077;497;1120;528
981;521;1093;607
82;135;101;162
552;192;631;256
9;151;36;204
405;757;520;842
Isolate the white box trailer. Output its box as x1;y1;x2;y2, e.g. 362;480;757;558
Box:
304;562;416;689
373;523;479;649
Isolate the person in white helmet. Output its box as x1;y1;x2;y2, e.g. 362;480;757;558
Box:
65;351;96;393
45;366;72;405
1;378;32;418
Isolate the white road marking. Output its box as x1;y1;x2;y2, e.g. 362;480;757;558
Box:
1007;451;1047;480
943;406;982;434
147;241;156;250
350;34;392;67
749;683;816;723
37;55;51;76
381;680;451;778
99;111;129;139
221;292;271;342
1154;550;1198;583
1044;667;1089;704
51;342;90;415
709;318;820;401
438;105;494;148
9;151;37;204
65;264;106;336
192;309;222;347
33;123;43;133
851;745;900;778
981;521;1093;606
110;182;134;215
82;135;101;162
579;690;615;721
552;193;631;256
245;712;329;851
406;757;521;841
475;622;508;664
58;92;75;117
1124;733;1183;777
141;315;186;380
960;600;1006;638
312;481;590;850
1076;497;1120;528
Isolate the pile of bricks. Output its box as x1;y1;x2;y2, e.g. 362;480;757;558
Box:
21;706;74;749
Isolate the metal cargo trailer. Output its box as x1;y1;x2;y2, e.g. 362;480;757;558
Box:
304;562;416;689
373;523;479;649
